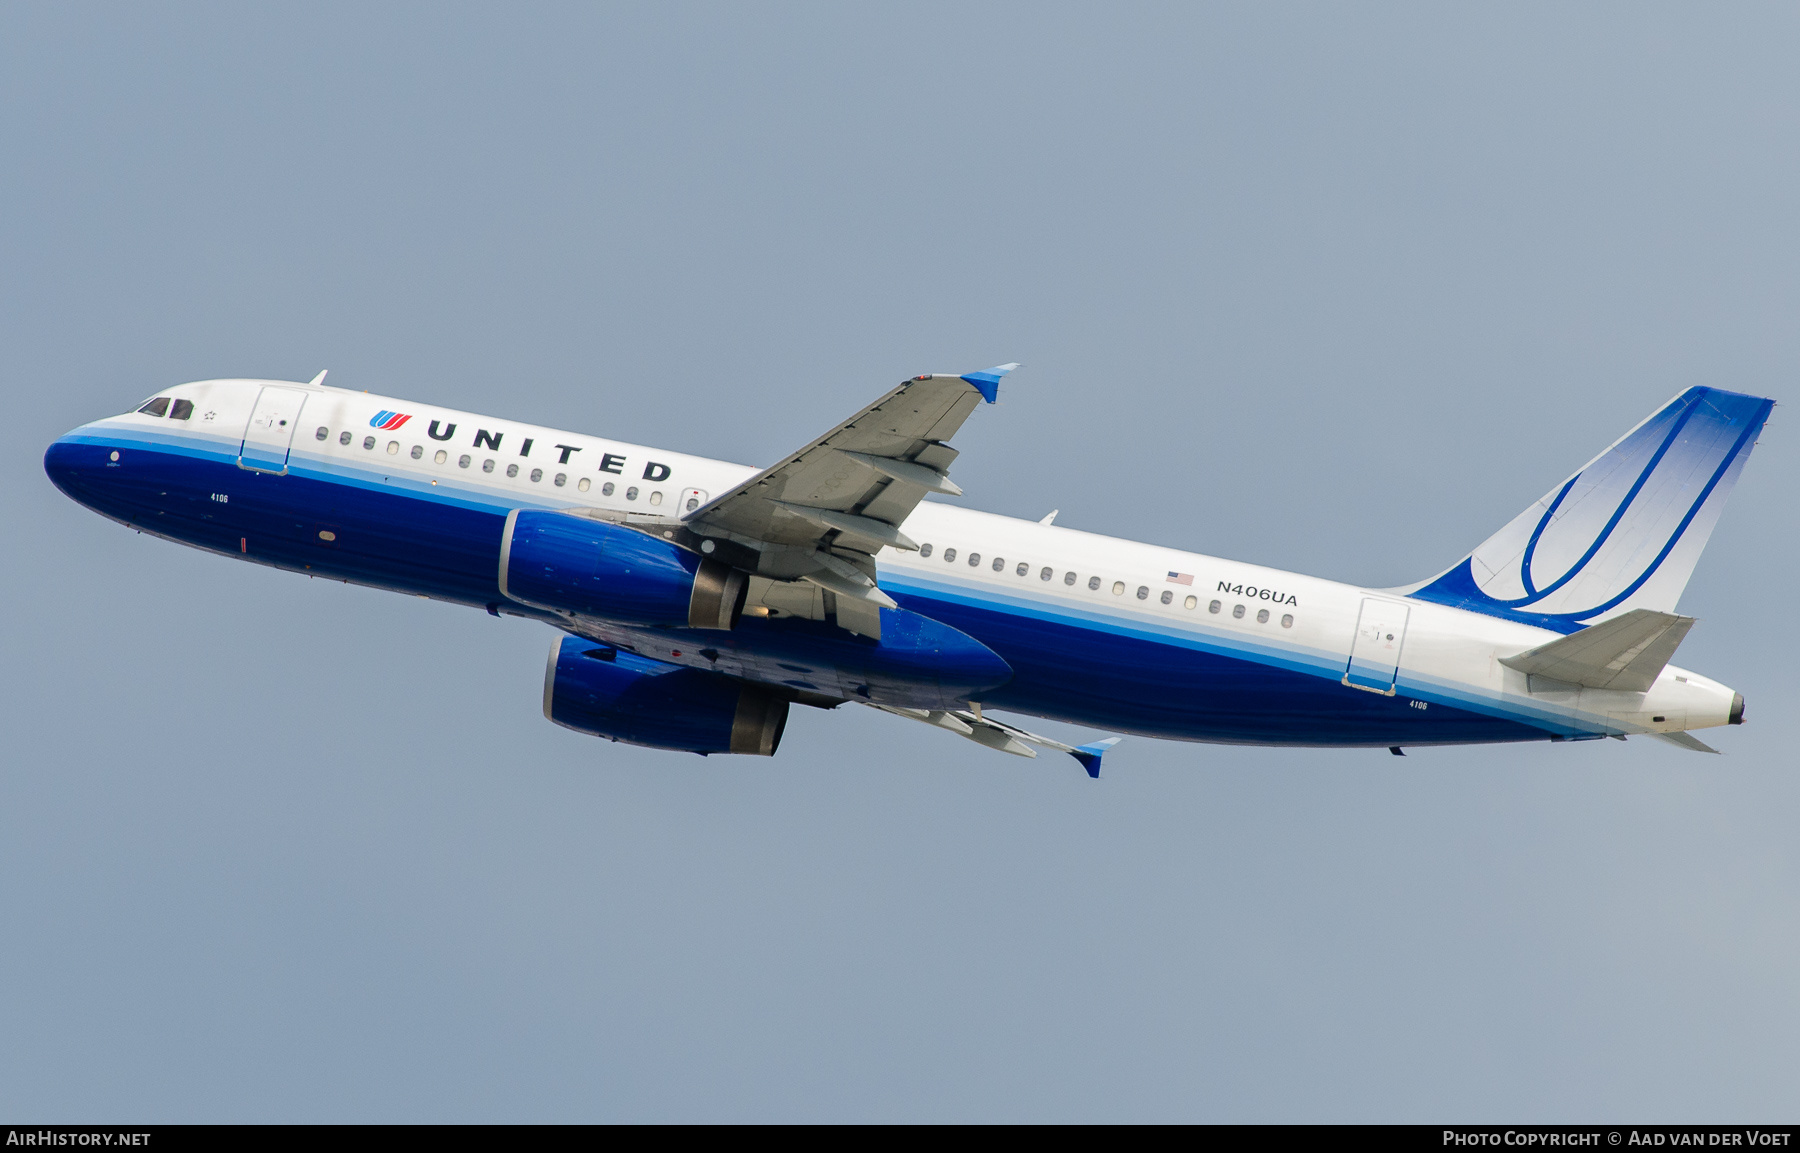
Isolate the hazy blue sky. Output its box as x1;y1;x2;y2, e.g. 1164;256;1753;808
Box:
4;3;1797;1122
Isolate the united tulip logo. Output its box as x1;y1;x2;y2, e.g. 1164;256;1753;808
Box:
369;411;412;430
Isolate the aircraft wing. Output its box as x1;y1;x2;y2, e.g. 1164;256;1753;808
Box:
867;703;1123;777
683;364;1017;637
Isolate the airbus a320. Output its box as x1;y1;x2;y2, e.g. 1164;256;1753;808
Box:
45;366;1772;772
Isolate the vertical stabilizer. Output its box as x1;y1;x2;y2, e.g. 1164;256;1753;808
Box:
1406;387;1773;631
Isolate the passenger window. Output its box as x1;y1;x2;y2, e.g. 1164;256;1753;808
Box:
1184;595;1198;609
387;441;400;455
577;477;591;492
1136;586;1148;600
338;430;351;445
1209;599;1221;613
650;491;663;506
530;468;543;482
554;473;566;486
943;548;957;562
602;482;615;497
410;445;423;460
506;463;519;478
1016;562;1028;577
363;436;376;450
968;552;980;567
1281;614;1294;628
458;454;471;468
1112;581;1124;596
920;544;933;557
1256;608;1269;623
482;459;495;473
1040;567;1053;581
434;449;447;464
686;496;699;511
1232;604;1245;619
1160;590;1173;605
137;398;171;417
992;557;1004;572
1088;576;1101;590
170;399;194;421
1063;571;1076;586
315;426;329;440
625;486;638;500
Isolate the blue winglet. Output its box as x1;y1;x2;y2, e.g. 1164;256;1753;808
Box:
960;362;1021;404
1070;737;1122;779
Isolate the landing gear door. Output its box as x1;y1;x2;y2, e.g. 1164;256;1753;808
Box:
239;386;309;474
1343;597;1410;695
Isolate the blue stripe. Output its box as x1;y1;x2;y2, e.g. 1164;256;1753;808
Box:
49;430;1581;748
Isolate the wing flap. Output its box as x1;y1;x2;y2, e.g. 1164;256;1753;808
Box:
683;365;1016;636
869;703;1121;776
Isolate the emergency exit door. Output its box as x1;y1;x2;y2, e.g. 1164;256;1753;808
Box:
1343;598;1410;695
238;386;308;474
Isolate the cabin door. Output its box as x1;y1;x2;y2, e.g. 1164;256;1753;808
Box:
1343;598;1410;695
238;386;309;474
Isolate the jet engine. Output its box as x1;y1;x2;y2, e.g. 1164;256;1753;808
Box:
544;635;788;755
502;509;745;629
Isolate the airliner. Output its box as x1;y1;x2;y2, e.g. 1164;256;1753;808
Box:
44;367;1773;772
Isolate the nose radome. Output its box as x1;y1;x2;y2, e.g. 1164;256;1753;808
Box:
43;435;93;502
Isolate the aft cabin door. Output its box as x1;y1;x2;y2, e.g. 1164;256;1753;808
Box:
1343;598;1410;695
239;386;308;474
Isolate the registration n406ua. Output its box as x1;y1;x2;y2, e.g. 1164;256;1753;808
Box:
46;366;1772;772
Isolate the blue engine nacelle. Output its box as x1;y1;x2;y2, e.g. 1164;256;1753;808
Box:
545;635;789;755
501;509;746;629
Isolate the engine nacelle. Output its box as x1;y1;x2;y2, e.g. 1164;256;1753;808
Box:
501;509;745;629
544;635;788;755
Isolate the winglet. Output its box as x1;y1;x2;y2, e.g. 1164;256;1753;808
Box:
960;363;1021;404
1070;737;1122;779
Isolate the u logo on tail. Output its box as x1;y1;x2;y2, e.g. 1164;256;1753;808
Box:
1407;386;1775;632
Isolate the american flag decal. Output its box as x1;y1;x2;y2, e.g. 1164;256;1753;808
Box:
1166;572;1194;585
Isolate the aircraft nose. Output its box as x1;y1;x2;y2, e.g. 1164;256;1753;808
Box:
44;433;116;507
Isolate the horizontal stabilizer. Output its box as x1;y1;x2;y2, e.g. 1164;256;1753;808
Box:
1499;608;1694;692
1652;730;1720;754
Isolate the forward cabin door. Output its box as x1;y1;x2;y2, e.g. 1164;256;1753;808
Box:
1343;597;1410;695
239;386;309;474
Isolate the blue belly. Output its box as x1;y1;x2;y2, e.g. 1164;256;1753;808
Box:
45;436;1551;748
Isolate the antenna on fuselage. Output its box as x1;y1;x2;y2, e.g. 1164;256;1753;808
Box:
1039;509;1058;526
306;370;328;387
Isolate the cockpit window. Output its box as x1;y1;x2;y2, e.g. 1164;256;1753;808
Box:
169;399;194;420
137;397;171;417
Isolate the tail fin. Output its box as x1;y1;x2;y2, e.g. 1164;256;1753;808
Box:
1407;387;1774;632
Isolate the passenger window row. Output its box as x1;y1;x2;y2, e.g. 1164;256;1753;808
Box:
313;426;662;502
916;543;1296;629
